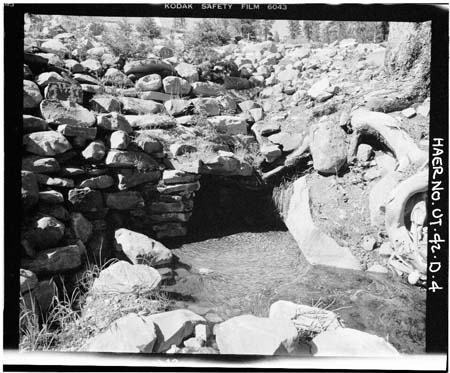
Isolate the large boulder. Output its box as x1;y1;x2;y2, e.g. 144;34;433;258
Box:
91;260;161;294
40;99;96;127
310;122;347;175
114;228;173;266
23;131;72;156
311;328;399;356
215;314;299;355
145;309;206;353
82;313;157;353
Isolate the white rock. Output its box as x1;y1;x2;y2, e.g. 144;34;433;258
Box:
311;328;399;356
92;261;161;294
82;313;157;353
401;108;416;118
362;236;376;251
215;314;299;355
408;270;421;285
367;263;388;274
114;228;173;266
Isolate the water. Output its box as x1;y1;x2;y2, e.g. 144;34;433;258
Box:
164;230;425;354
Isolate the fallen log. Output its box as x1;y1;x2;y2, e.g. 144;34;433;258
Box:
349;109;427;171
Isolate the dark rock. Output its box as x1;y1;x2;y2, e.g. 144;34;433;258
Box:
68;188;103;212
22;171;39;210
21;245;82;275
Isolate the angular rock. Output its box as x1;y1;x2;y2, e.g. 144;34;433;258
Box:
82;313;157;353
57;125;97;139
162;76;191;95
215;314;299;355
40;39;68;57
90;95;122;113
82;140;106;161
24;80;43;109
79;175;114;189
109;130;129;150
97;112;132;133
401;107;416;118
175;63;199;82
308;77;331;100
70;212;93;243
139;91;172;102
73;73;101;85
191;98;220;116
310;122;347;175
135;74;162;91
44;81;83;105
261;144;282;163
106;191;145;210
356;144;373;162
162;170;200;185
157;181;200;195
208;116;247;135
91;260;161;294
223;76;252;90
23;115;49;134
40;99;96;127
192;81;224;97
105;149;159;170
36;71;65;88
268;132;303;153
252;122;280;137
20;269;38;294
81;59;102;74
367;264;389;274
102;68;133;87
119;97;163;115
22;156;60;174
145;309;206;353
23;131;72;156
68;188;103;212
35;174;74;188
311;328;399;356
164;99;193;117
117;169;161;190
114;228;172;266
21;245;82;275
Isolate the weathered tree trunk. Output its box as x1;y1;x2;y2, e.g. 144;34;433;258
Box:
384;22;431;99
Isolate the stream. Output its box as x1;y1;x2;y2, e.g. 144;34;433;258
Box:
164;230;425;354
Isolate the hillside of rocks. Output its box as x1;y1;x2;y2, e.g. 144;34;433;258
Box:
20;22;429;355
